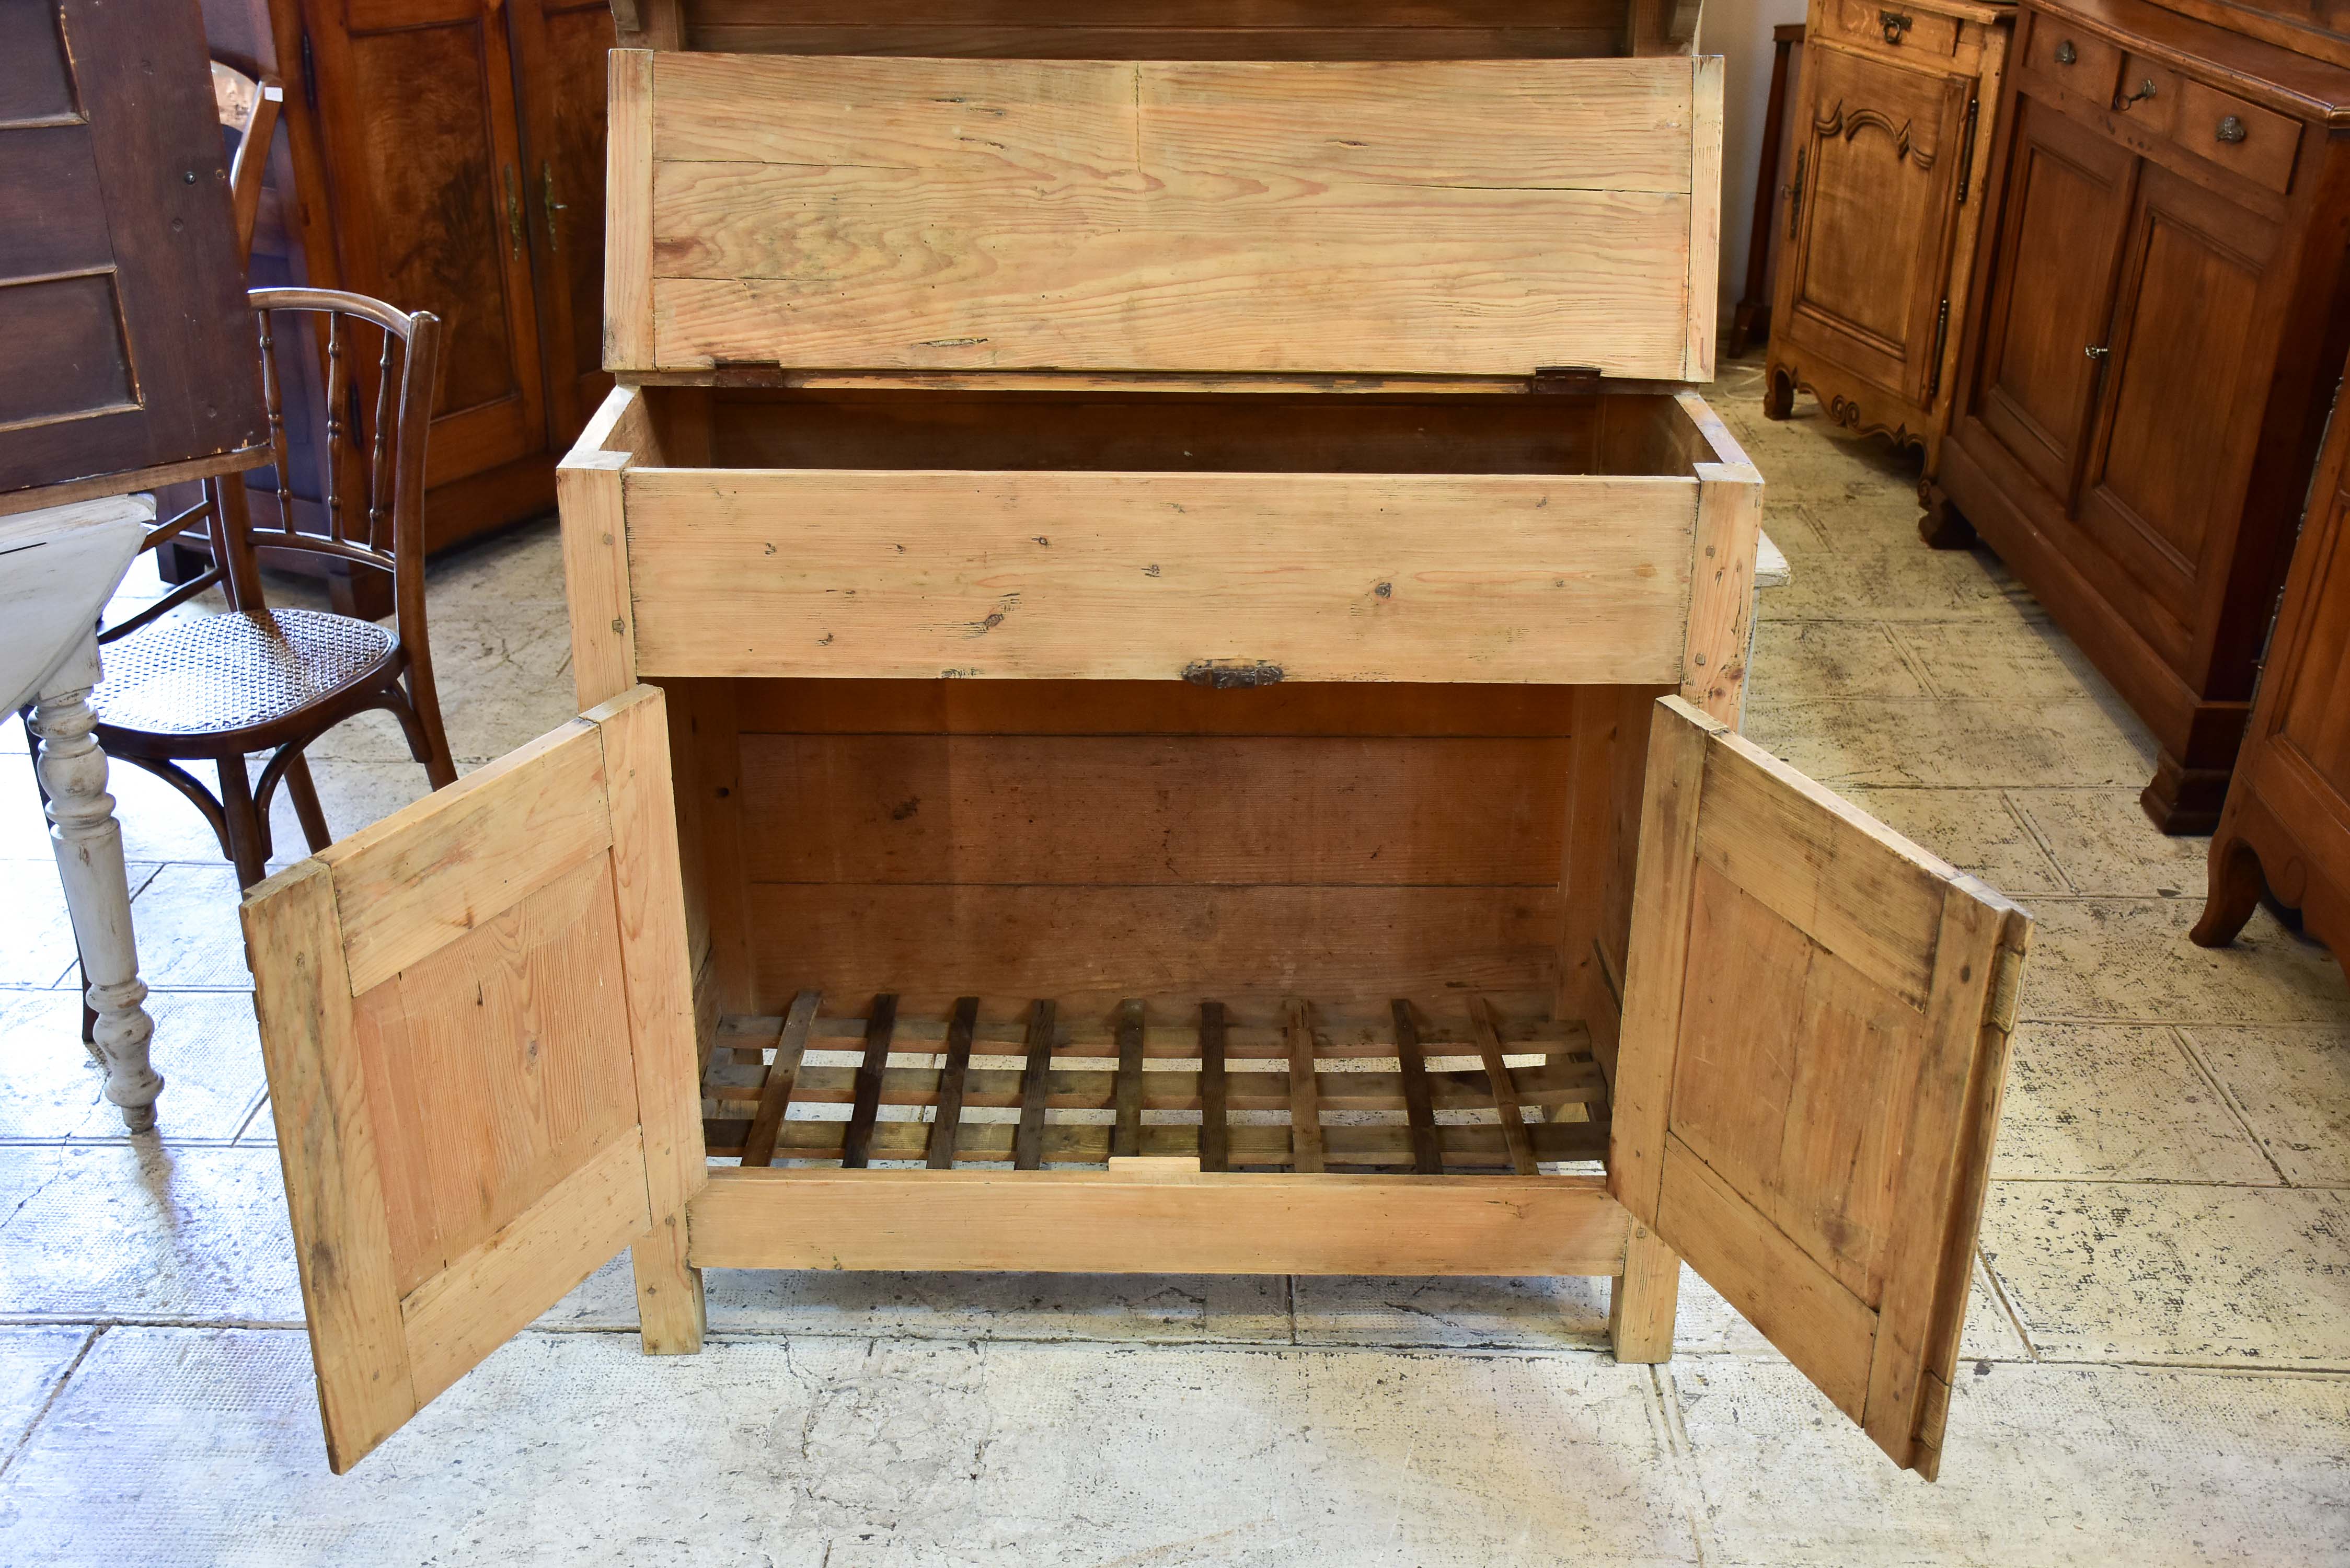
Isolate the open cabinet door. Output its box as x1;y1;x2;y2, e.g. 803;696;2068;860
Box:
1612;697;2030;1479
241;686;705;1472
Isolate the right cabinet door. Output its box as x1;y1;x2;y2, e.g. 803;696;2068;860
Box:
1778;44;1973;404
2071;160;2280;654
1611;697;2032;1479
1971;95;2137;505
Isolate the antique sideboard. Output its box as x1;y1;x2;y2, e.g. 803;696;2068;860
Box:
237;0;2033;1485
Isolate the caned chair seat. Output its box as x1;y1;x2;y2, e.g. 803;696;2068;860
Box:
92;608;399;750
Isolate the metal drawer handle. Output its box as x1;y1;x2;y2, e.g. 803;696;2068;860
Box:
1881;9;1913;43
2055;39;2078;64
2085;344;2110;360
2115;77;2159;110
2217;114;2248;143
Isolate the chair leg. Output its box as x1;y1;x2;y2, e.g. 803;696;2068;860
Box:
283;752;332;853
390;676;457;790
216;757;271;891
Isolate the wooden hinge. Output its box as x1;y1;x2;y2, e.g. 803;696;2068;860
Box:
1984;947;2025;1035
1533;365;1606;393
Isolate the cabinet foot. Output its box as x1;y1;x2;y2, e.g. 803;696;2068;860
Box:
1608;1224;1680;1364
2192;835;2264;948
2142;752;2231;836
631;1217;706;1355
1918;487;1978;550
1761;364;1795;421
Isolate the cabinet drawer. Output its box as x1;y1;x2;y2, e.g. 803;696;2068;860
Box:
2175;77;2302;193
586;386;1751;688
2022;15;2123;101
1822;0;1965;62
2109;54;2180;137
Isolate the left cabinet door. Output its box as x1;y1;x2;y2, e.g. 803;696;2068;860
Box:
1774;43;1971;406
242;686;706;1473
506;0;617;446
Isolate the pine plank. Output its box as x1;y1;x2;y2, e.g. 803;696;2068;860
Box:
740;989;820;1168
1286;999;1325;1172
1390;999;1443;1175
1013;998;1056;1171
1112;999;1146;1159
925;995;980;1169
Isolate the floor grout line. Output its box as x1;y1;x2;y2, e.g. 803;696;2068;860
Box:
2168;1024;2297;1188
0;1322;101;1484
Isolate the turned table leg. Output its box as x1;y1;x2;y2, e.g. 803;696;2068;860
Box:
31;680;162;1132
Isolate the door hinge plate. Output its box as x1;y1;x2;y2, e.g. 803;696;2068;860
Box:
1533;365;1606;393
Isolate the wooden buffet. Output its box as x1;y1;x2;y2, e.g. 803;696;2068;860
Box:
1925;0;2350;831
238;2;2035;1484
2196;341;2350;984
1764;0;2017;477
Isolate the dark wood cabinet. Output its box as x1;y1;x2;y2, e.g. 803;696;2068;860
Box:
0;0;266;511
1764;0;2015;472
193;0;613;608
1928;0;2350;832
2197;344;2350;984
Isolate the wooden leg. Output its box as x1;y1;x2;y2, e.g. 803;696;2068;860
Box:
630;1217;705;1356
1918;486;1978;550
1761;364;1795;421
216;756;271;890
1608;1222;1680;1364
283;752;332;853
30;683;162;1133
2192;833;2265;949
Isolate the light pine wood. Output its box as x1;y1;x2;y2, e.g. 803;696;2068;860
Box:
1682;463;1764;725
621;51;1711;379
242;689;708;1470
1608;1220;1680;1362
746;883;1562;1009
738;733;1572;886
241;860;412;1474
603;50;655;373
1683;53;1724;382
319;719;614;995
622;469;1698;684
1469;994;1539;1175
591;685;710;1354
402;1129;655;1404
1612;695;2032;1472
558;448;637;710
686;1168;1634;1275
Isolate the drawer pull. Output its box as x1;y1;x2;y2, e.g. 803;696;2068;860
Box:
1183;658;1285;689
1880;9;1913;43
2114;77;2158;110
2217;114;2248;143
2054;39;2078;64
2084;344;2110;361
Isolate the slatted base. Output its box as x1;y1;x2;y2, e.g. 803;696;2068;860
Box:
701;991;1608;1175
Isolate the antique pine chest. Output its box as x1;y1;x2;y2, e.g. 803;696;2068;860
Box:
238;0;2035;1483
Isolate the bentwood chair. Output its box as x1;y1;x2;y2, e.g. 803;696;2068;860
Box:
86;287;456;889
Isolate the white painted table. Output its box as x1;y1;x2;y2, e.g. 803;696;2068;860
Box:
1;496;162;1131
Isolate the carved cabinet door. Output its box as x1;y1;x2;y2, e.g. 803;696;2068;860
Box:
1778;45;1973;411
2071;162;2281;665
1968;95;2138;509
298;0;550;491
507;0;617;445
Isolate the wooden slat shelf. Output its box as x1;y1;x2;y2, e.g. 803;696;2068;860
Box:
701;991;1610;1173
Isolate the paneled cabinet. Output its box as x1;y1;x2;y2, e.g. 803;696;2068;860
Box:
195;0;613;610
1927;0;2350;832
2196;342;2350;985
1764;0;2015;475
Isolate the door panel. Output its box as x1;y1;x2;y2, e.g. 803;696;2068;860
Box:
243;686;704;1473
1612;697;2031;1478
0;0;264;494
509;0;618;443
2075;164;2276;638
302;0;547;488
1973;96;2136;506
1779;45;1971;404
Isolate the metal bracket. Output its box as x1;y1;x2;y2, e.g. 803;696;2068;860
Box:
1532;365;1606;394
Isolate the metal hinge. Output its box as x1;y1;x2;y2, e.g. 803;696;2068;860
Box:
1533;365;1606;393
1787;148;1807;238
1928;298;1950;399
301;30;318;115
1984;948;2025;1035
1956;96;1980;203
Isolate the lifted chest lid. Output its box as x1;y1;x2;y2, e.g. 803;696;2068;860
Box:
602;45;1724;384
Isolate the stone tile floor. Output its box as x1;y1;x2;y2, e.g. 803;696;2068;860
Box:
0;358;2345;1564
